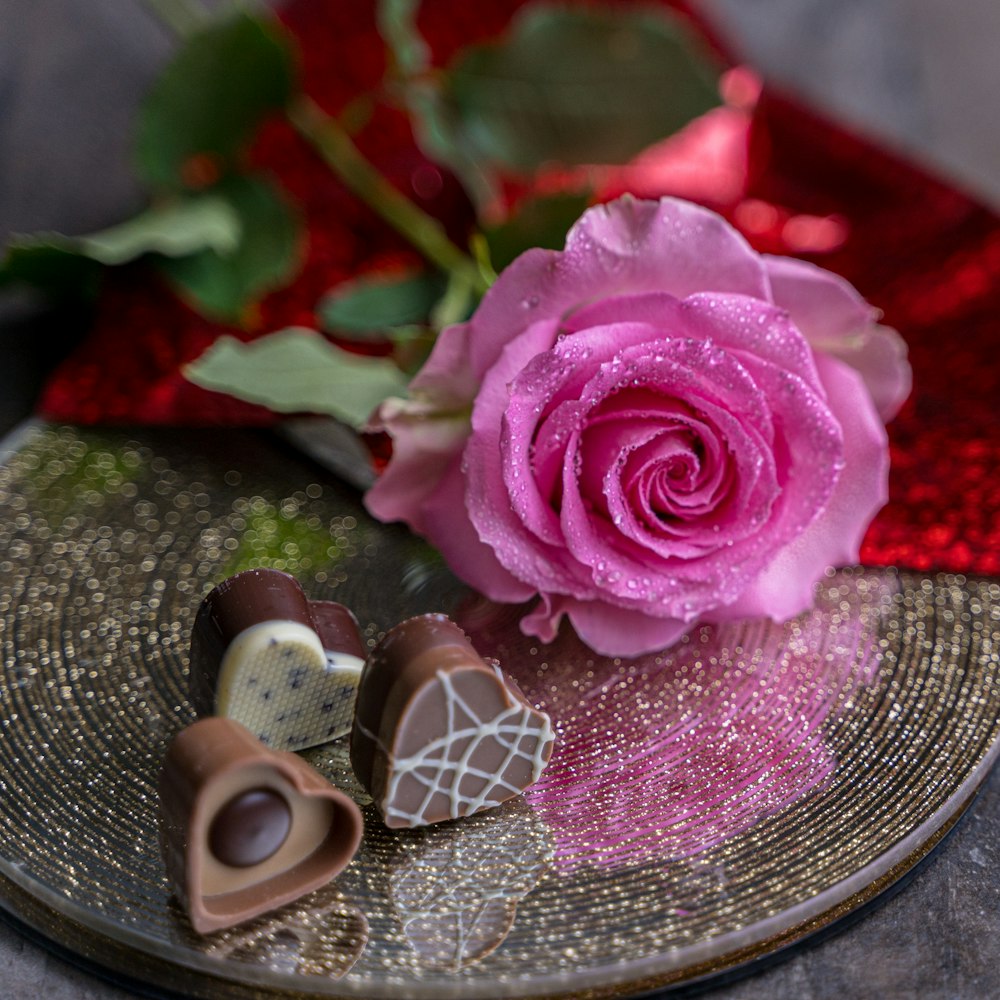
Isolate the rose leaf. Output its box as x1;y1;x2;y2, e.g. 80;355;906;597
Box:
136;11;294;190
184;327;410;430
155;175;303;323
318;269;447;341
424;4;721;173
0;194;241;299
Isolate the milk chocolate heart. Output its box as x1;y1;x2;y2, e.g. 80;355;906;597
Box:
351;614;555;829
160;717;363;934
189;569;365;750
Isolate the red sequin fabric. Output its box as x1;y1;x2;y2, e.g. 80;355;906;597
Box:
36;1;1000;577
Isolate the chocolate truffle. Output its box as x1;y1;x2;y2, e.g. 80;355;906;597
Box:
351;613;555;829
189;569;365;750
160;717;363;934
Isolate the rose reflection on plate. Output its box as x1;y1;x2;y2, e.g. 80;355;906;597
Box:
460;568;896;872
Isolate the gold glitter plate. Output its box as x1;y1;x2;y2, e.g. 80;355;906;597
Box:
1;422;999;999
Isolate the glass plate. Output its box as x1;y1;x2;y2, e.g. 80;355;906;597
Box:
0;422;998;999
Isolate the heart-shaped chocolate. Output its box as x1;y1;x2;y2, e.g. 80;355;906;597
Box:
189;569;364;751
160;717;363;934
351;614;555;829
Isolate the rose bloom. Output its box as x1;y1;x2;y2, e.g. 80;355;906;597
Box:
366;197;911;657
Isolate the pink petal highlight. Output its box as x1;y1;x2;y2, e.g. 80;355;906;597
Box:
468;197;771;380
710;355;887;623
421;454;535;605
764;255;911;419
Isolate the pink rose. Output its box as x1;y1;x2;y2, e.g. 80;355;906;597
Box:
366;197;910;657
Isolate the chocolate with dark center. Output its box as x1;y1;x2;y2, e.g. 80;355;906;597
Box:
351;613;555;829
160;717;363;934
188;570;366;750
208;787;292;868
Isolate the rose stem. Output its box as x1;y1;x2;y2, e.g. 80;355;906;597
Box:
141;0;491;297
286;97;489;295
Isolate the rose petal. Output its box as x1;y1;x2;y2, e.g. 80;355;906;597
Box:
831;323;911;422
564;598;691;659
364;321;480;534
468;197;772;380
421;454;536;605
708;354;887;623
364;398;471;534
764;255;875;342
519;590;691;656
546;322;841;616
466;319;592;596
764;255;911;419
564;291;823;394
588;393;772;558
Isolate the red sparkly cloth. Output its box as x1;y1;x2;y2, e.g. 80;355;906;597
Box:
36;1;1000;577
738;92;1000;576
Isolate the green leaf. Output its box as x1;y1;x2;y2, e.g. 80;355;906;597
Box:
0;242;102;299
485;191;592;271
318;270;447;339
0;194;241;299
426;4;721;173
377;0;431;78
184;328;410;429
401;80;501;212
77;195;240;263
136;11;294;190
156;175;302;322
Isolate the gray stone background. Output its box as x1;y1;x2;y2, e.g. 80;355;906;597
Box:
2;0;1000;996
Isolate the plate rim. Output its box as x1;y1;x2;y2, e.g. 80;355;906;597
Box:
1;421;998;999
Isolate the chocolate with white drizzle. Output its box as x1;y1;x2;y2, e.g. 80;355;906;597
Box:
189;570;365;750
159;717;363;934
351;613;555;829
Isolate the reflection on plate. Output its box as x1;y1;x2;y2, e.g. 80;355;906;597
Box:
178;883;369;980
386;797;552;971
0;423;998;999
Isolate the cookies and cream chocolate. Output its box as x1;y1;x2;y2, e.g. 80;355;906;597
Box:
351;613;555;829
159;717;363;934
189;570;364;750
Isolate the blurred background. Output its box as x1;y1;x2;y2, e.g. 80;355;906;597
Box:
2;0;1000;430
2;0;1000;997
